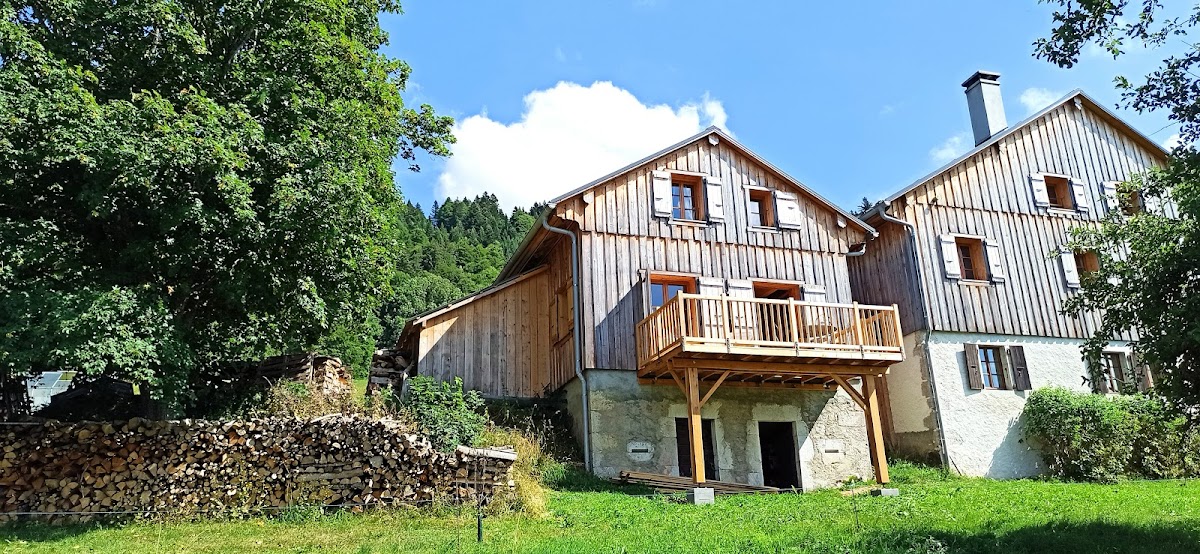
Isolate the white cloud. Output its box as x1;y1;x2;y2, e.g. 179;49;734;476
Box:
879;105;895;116
1162;133;1184;150
554;47;566;63
929;132;970;165
1019;87;1064;114
435;81;730;210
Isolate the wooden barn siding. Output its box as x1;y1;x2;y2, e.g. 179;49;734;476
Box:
896;102;1161;340
417;269;552;398
847;222;925;333
553;137;865;370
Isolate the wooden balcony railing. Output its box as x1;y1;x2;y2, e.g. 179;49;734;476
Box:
635;293;904;370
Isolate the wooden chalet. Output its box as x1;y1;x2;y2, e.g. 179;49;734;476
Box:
400;127;907;488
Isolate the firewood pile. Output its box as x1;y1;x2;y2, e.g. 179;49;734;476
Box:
0;416;516;521
258;352;352;396
366;349;410;398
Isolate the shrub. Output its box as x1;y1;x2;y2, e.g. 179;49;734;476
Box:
1023;387;1199;482
400;377;486;451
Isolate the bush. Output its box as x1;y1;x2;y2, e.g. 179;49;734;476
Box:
400;377;486;451
1023;387;1199;482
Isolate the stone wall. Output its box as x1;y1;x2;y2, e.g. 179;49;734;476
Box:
0;416;515;520
565;370;873;490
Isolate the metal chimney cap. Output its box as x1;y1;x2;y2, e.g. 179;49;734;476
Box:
962;70;1002;89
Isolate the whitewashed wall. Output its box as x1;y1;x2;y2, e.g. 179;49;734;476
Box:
927;330;1130;478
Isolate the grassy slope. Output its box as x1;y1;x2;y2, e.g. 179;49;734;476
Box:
3;465;1198;553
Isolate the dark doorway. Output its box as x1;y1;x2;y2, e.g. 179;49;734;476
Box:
758;421;800;489
675;418;718;479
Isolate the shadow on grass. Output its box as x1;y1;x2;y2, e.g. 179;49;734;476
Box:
868;520;1200;554
542;465;655;495
0;520;110;543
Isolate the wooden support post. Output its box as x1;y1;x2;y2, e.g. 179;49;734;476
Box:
852;302;865;356
685;366;706;484
864;375;890;484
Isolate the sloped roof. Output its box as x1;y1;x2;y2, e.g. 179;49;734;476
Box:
550;125;876;234
882;90;1170;205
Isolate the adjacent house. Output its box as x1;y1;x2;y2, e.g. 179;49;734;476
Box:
847;71;1168;478
399;128;908;489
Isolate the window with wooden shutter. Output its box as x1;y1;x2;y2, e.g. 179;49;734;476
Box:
1100;351;1130;394
1010;346;1031;391
651;171;673;218
705;176;724;222
774;191;803;229
670;174;705;221
965;343;984;390
1060;248;1081;288
938;235;962;279
746;187;777;228
1044;175;1074;210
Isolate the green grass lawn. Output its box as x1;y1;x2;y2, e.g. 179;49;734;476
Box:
3;464;1198;553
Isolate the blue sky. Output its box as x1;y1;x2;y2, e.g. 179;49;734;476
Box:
382;1;1181;213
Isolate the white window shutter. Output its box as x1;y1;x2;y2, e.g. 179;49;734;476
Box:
725;279;754;297
651;171;673;218
983;238;1005;283
1030;174;1050;207
1060;249;1081;289
938;234;962;279
705;176;724;222
774;191;803;229
1101;182;1120;213
697;276;724;296
1070;179;1089;212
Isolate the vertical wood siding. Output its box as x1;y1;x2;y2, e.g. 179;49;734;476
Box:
854;101;1164;340
553;137;868;370
847;222;924;333
417;268;552;398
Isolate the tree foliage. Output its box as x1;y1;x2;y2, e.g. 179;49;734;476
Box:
0;0;454;411
1035;0;1200;411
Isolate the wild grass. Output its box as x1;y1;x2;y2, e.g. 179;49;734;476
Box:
4;462;1198;553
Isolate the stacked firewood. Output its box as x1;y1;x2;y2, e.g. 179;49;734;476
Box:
258;352;352;396
0;416;515;521
366;349;410;398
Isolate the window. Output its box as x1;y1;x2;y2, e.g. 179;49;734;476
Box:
747;188;776;227
1101;352;1127;393
965;344;1030;391
956;237;987;281
649;274;695;310
670;175;704;221
1121;190;1144;216
1045;175;1074;209
1074;250;1100;276
978;346;1006;389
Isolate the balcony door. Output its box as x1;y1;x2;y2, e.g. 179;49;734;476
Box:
753;281;801;343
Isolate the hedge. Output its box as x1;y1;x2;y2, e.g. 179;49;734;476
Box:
1023;387;1200;482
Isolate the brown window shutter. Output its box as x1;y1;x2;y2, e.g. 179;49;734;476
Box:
1132;350;1153;391
1094;361;1109;394
1010;346;1032;391
965;343;983;390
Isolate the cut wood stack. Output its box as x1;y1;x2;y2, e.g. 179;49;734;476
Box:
257;352;351;396
366;349;410;398
616;471;782;494
0;416;515;521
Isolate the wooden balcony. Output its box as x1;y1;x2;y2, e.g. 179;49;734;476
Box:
635;293;905;486
635;294;904;382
